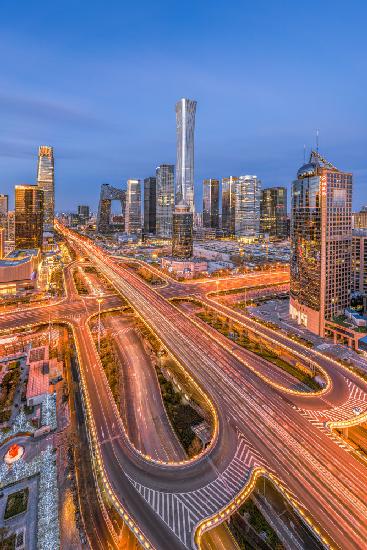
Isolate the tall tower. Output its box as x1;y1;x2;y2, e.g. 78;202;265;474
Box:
175;98;197;211
144;177;157;234
15;185;44;249
0;194;8;239
203;179;219;229
172;202;193;259
222;176;261;238
260;187;287;239
156;165;175;238
37;146;54;232
290;151;352;336
125;179;141;236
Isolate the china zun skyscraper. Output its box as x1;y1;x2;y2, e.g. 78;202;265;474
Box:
175;98;197;212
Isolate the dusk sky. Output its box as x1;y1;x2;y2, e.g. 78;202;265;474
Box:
1;0;366;211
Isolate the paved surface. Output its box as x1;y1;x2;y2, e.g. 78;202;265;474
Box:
2;229;367;549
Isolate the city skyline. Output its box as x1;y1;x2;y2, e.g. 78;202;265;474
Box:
1;2;366;211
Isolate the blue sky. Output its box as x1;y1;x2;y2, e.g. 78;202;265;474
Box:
1;0;366;211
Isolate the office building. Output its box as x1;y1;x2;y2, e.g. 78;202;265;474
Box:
156;164;175;238
37;146;54;232
125;179;141;236
260;186;288;239
222;175;261;238
351;229;367;296
352;208;367;229
289;151;352;336
203;179;219;229
97;183;126;233
77;205;90;224
0;194;9;239
144;177;157;234
172;202;193;259
175;98;197;211
7;210;15;242
15;185;44;249
0;227;4;259
0;249;41;296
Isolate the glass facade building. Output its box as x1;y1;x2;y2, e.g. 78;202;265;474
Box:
0;194;8;238
37;146;54;232
125;179;141;236
290;152;352;335
172;202;193;259
156;165;175;238
77;205;90;224
144;177;157;234
15;185;44;249
222;176;261;237
97;183;126;233
203;179;219;229
175;98;197;212
260;187;288;239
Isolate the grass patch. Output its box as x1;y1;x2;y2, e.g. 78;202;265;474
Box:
239;498;284;549
197;310;320;390
73;271;88;295
97;336;120;408
4;488;29;519
155;368;203;456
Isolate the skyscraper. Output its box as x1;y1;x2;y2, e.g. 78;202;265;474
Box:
156;165;175;238
222;175;261;238
203;179;219;229
172;202;193;259
260;187;288;239
290;151;352;336
7;211;15;242
37;146;54;232
15;185;44;249
77;205;90;224
0;194;8;238
125;179;141;236
144;177;157;234
175;98;197;211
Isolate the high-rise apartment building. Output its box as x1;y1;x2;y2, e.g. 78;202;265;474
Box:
175;98;197;211
290;151;352;336
125;179;141;236
222;175;261;238
0;227;4;259
260;187;288;239
144;177;157;234
156;165;175;238
203;179;219;229
77;205;90;224
172;202;193;259
15;185;44;249
37;146;54;232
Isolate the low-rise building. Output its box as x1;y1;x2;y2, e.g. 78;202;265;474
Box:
26;345;62;407
0;249;41;296
161;257;208;279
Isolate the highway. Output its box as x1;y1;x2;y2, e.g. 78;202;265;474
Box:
53;226;367;550
2;228;367;549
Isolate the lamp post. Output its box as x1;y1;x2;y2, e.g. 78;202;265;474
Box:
97;297;103;353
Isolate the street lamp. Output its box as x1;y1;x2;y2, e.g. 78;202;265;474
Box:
97;297;103;353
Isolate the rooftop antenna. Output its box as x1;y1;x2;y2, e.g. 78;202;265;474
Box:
303;144;306;163
316;129;319;152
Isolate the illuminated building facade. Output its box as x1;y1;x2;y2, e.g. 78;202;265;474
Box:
97;183;126;233
144;177;157;234
351;229;367;295
125;179;141;236
0;194;8;239
222;175;261;237
77;205;90;224
37;146;54;232
172;202;193;259
15;185;44;249
290;151;352;336
7;211;15;242
203;179;219;229
175;98;197;211
156;164;175;238
352;208;367;229
260;186;287;239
